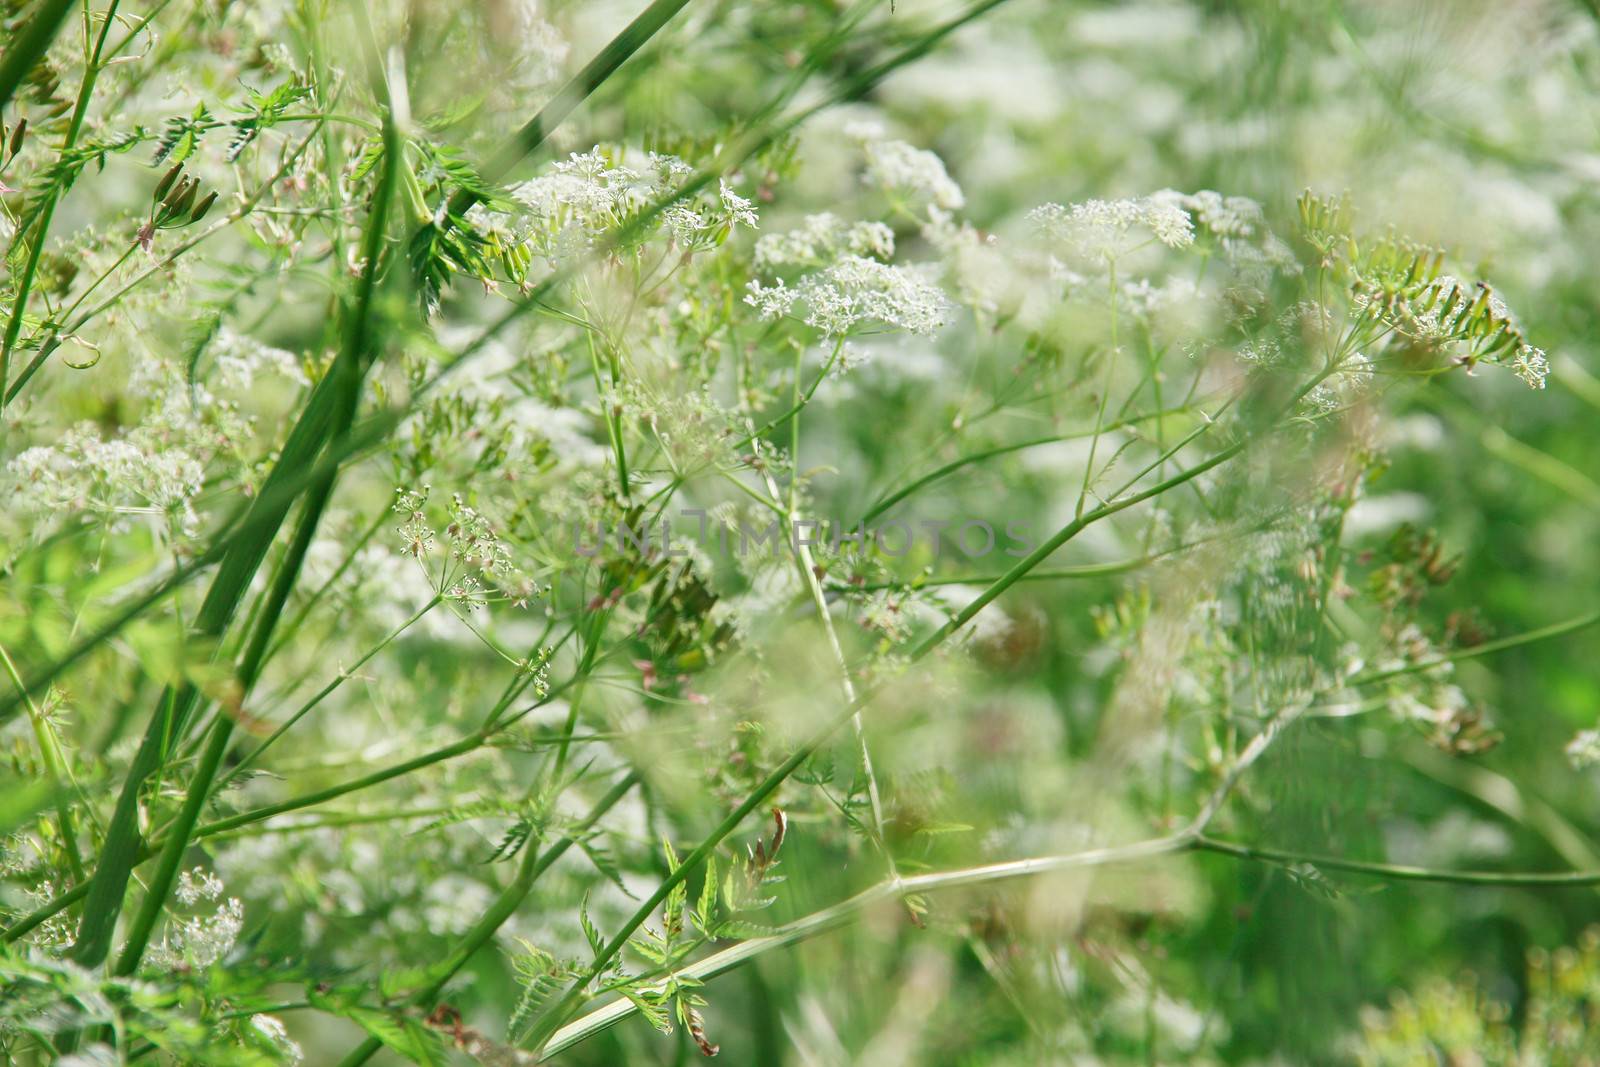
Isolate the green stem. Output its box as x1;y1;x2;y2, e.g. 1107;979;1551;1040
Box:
908;438;1248;660
70;48;396;973
1076;259;1121;518
1190;835;1600;886
1348;608;1600;687
191;731;489;841
221;594;443;786
0;0;75;112
860;405;1194;524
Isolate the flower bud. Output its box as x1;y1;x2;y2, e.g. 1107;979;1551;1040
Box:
166;178;198;222
154;163;183;203
190;190;218;224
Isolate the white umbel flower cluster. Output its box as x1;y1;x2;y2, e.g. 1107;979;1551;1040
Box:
1509;343;1550;389
1029;195;1197;263
211;326;309;391
150;866;244;969
6;423;206;535
467;146;758;266
860;138;966;210
500;0;568;88
1154;189;1297;274
1566;728;1600;769
746;255;948;336
754;212;896;271
175;866;226;905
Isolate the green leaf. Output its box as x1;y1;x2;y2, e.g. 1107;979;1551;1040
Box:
693;854;720;936
580;835;636;897
347;1008;442;1065
624;988;673;1033
579;891;605;957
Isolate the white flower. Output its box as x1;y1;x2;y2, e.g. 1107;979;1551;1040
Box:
175;866;226;906
744;277;798;320
718;179;760;230
212;326;308;390
754;212;895;271
1510;344;1549;389
1162;189;1265;240
861;138;965;210
492;146;747;257
661;202;704;244
1236;338;1282;366
646;151;694;188
749;256;947;336
1566;728;1600;769
151;870;244;969
4;420;206;534
1030;195;1195;263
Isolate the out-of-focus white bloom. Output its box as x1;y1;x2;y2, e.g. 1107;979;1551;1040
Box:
475;146;754;262
420;874;496;935
22;879;77;951
747;255;948;336
1030;195;1195;263
754;212;895;271
1163;189;1262;239
1236;338;1282;366
1566;728;1600;769
1153;189;1298;275
859;138;965;210
5;422;206;534
212;326;308;390
1344;492;1431;538
497;0;568;87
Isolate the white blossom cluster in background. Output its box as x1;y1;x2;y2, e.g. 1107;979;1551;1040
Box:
0;1;1589;1063
211;326;309;391
1566;728;1600;770
746;256;948;336
754;213;897;271
859;136;967;210
4;424;206;536
1029;195;1196;262
466;146;760;272
392;486;541;609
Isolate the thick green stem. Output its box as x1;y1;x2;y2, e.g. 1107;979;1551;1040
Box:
0;0;76;113
68;47;398;971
